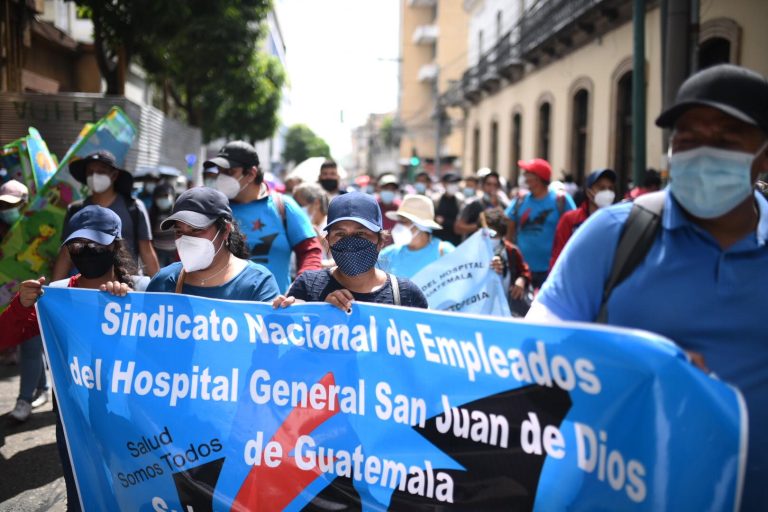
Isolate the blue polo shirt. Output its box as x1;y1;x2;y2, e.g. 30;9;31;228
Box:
377;237;455;278
537;190;768;510
231;194;316;293
505;190;575;272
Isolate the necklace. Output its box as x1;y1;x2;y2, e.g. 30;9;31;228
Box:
197;261;230;286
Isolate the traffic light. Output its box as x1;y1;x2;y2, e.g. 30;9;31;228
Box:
410;155;421;167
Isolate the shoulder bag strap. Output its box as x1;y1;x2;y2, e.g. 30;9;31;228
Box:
596;191;666;323
174;269;186;294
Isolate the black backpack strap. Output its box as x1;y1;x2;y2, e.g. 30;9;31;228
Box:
596;191;666;323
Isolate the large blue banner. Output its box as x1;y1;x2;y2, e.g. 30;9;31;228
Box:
36;288;745;511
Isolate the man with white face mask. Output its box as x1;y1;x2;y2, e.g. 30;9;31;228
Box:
549;168;616;268
204;140;321;293
146;187;279;300
52;151;159;280
377;194;454;278
0;179;28;239
528;64;768;510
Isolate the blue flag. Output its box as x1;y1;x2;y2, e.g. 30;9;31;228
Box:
36;288;744;511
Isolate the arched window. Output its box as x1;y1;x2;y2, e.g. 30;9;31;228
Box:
511;111;522;182
490;120;499;173
538;102;551;161
698;37;731;69
571;89;589;184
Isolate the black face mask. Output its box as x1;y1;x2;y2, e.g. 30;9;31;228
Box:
319;179;338;192
69;247;115;279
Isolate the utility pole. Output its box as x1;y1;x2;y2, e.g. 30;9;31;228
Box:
434;66;442;180
632;0;646;188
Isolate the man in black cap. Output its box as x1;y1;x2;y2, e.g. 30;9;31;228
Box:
205;140;322;293
52;151;159;279
528;64;768;510
433;172;464;246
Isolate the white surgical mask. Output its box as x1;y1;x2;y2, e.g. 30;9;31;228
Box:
446;183;459;195
463;187;475;197
204;178;217;189
144;183;156;194
155;197;173;211
669;144;764;219
593;190;615;209
87;173;112;194
391;223;416;246
380;190;396;205
216;174;243;199
175;230;222;272
414;182;427;194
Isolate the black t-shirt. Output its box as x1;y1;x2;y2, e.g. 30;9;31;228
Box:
433;193;463;246
288;269;428;309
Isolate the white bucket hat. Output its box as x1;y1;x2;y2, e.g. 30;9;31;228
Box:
385;194;442;230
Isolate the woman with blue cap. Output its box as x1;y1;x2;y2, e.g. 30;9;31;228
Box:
1;204;148;511
273;191;427;310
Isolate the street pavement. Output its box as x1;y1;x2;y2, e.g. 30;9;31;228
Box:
0;358;66;512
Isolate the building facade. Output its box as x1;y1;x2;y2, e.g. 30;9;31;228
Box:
399;0;469;176
448;0;768;191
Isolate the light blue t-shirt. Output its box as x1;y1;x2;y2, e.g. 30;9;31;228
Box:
537;191;768;509
377;237;455;279
146;261;279;301
231;194;316;293
505;190;575;272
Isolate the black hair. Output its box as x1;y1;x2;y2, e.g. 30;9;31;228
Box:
643;168;662;188
481;172;501;185
216;217;250;259
483;207;508;236
112;240;138;286
320;159;337;170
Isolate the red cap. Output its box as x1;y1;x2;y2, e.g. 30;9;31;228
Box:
518;158;552;183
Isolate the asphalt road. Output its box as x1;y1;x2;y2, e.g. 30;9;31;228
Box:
0;358;67;512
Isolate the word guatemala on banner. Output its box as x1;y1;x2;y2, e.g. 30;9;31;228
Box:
37;288;743;511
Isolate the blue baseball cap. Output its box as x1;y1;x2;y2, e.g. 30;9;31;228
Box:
63;205;122;246
586;168;617;188
324;191;383;233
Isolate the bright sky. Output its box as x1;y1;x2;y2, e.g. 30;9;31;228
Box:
276;0;400;162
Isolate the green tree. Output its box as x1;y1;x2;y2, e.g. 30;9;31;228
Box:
74;0;285;143
283;124;331;165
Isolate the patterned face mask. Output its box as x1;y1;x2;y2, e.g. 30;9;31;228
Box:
330;236;379;276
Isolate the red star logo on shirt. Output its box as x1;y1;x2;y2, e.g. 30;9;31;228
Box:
251;219;264;231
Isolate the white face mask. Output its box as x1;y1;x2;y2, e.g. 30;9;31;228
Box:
155;197;173;211
391;223;417;246
144;183;156;194
446;183;459;195
175;230;223;272
216;174;243;199
593;190;615;209
87;173;112;194
0;207;20;225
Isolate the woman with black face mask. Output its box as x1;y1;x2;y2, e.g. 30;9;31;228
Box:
273;192;428;311
0;204;147;512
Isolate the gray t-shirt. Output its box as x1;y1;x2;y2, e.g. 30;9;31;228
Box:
62;194;152;260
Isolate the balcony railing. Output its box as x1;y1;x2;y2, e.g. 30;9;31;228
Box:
519;0;601;55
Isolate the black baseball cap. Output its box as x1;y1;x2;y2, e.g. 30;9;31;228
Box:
63;205;122;246
160;187;233;230
69;150;133;196
203;140;260;169
656;64;768;133
441;172;461;183
324;191;383;233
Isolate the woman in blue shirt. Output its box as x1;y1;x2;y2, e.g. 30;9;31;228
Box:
147;187;279;301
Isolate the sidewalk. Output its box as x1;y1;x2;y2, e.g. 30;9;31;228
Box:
0;359;66;511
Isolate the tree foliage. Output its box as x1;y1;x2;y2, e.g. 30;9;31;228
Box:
73;0;285;143
282;125;331;165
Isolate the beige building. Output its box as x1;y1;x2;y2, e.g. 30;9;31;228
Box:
398;0;469;176
447;0;768;192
